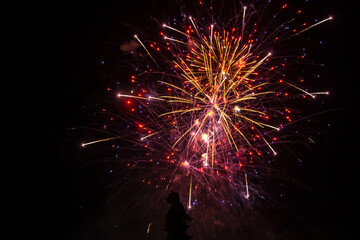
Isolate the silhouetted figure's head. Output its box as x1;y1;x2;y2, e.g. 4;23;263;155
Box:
167;191;181;204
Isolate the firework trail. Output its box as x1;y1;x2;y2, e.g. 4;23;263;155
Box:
82;0;332;238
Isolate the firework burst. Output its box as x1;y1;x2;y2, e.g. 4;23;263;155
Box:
82;0;332;238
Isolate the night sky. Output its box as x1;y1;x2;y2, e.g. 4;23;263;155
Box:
8;0;356;239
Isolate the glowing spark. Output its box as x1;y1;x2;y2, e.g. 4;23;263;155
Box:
188;175;192;209
245;172;250;199
293;16;333;36
163;24;188;36
146;222;152;234
117;93;164;101
202;133;209;142
140;131;161;141
183;161;190;168
134;34;159;66
81;136;121;147
164;36;188;45
285;82;316;98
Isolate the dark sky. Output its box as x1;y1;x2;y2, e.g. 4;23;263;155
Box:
9;0;356;239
